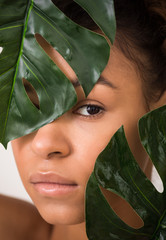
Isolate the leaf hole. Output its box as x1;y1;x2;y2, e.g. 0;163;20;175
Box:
35;33;78;83
151;165;164;193
22;78;40;109
139;154;164;193
128;133;164;193
0;46;3;54
100;187;144;229
51;0;99;31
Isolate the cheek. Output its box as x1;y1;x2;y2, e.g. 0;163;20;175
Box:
70;121;116;182
12;140;33;186
73;110;148;179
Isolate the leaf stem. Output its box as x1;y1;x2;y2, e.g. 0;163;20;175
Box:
0;0;34;143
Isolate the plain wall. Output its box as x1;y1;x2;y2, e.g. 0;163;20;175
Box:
0;143;31;202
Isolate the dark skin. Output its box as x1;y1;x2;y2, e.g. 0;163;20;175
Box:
0;195;52;240
0;161;153;239
0;161;155;240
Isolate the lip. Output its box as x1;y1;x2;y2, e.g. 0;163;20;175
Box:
30;172;78;197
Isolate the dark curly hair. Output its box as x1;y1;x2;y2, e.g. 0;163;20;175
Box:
52;0;166;105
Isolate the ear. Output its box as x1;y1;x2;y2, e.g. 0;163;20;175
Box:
150;90;166;111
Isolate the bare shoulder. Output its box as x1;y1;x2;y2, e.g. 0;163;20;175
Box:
0;194;52;240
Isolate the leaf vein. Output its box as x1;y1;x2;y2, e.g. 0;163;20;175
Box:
103;213;151;237
0;24;23;31
0;66;15;78
127;169;160;215
32;4;72;48
0;54;14;61
0;0;34;143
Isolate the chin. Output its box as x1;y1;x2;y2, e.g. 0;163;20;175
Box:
32;199;85;225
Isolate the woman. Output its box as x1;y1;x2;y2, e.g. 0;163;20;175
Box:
1;0;166;239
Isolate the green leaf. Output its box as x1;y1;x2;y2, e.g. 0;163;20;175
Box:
0;0;110;147
86;105;166;240
74;0;116;44
139;106;166;188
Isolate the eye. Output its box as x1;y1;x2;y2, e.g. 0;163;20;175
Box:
74;104;104;117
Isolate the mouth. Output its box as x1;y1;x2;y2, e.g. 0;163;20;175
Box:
30;172;78;197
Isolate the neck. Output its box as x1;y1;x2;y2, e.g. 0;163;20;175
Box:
50;222;88;240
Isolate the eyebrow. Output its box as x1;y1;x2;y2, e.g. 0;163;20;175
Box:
72;76;118;89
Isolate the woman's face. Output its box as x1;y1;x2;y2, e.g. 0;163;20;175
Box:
12;40;151;226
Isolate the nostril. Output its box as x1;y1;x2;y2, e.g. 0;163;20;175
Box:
54;151;61;155
0;47;3;54
48;151;62;158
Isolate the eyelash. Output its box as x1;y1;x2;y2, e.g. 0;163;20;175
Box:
73;104;104;119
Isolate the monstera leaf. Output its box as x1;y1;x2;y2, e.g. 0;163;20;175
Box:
74;0;116;44
86;105;166;240
0;0;116;147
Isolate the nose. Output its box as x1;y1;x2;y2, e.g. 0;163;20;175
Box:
30;117;71;159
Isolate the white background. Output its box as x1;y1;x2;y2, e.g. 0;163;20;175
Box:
0;143;31;202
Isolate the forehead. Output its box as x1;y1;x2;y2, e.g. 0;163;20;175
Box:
102;45;142;90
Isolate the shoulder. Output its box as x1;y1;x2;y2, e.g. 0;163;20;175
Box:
0;194;52;240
